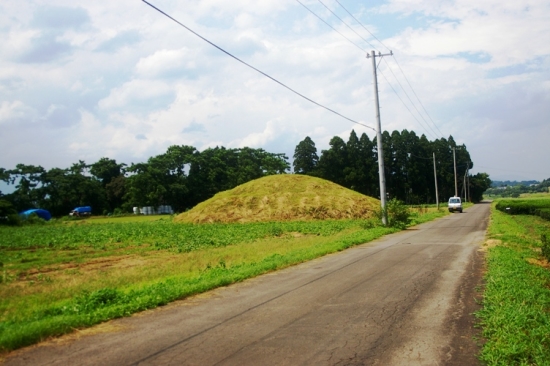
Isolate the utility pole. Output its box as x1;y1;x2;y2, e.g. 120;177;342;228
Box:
467;162;471;203
367;50;393;225
463;174;467;201
433;152;439;209
452;147;458;197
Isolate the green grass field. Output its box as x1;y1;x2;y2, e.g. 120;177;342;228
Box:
0;208;447;353
477;197;550;365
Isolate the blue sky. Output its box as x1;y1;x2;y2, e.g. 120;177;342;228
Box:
1;0;549;183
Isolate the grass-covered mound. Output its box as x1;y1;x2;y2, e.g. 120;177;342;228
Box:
175;174;380;224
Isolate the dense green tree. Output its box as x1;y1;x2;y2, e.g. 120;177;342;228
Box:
124;145;196;212
469;173;492;202
188;147;232;206
3;164;46;211
317;136;347;187
0;199;18;225
293;136;319;174
90;158;129;212
105;175;127;211
40;166;106;216
90;158;125;187
0;199;16;217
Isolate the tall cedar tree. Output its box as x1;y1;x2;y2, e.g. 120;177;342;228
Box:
293;136;319;174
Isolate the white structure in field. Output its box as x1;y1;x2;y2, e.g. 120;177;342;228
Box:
134;205;174;215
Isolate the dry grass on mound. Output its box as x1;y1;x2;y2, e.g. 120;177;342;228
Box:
175;174;380;224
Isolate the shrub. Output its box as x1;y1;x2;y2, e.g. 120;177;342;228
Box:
378;198;411;229
21;212;48;226
5;214;22;226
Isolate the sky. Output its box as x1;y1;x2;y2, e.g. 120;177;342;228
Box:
1;0;549;184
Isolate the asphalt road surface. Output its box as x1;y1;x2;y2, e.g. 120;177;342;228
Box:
4;203;490;366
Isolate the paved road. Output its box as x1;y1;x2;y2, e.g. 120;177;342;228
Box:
4;203;490;366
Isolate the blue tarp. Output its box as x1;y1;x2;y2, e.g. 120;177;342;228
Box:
20;209;52;221
73;206;92;213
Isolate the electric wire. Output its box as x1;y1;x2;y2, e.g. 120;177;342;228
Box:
381;57;439;138
392;56;445;137
377;69;437;139
299;0;440;139
334;0;389;51
315;0;378;50
334;0;446;138
294;0;365;52
142;0;376;132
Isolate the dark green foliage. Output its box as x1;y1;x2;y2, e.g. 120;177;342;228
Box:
293;136;318;174
469;172;492;202
0;200;17;226
301;130;482;205
317;136;348;187
0;199;21;226
537;208;550;221
542;234;550;261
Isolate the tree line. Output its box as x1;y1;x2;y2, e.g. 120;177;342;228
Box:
0;129;491;218
293;129;491;204
485;179;550;198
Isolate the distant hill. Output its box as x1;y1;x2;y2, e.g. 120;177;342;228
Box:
491;180;539;187
174;174;380;224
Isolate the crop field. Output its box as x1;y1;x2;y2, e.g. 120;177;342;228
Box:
477;197;550;364
0;208;446;354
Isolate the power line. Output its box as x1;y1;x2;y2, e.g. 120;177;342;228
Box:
294;0;365;52
142;0;376;132
333;1;446;138
315;0;378;50
391;56;445;138
298;1;441;139
381;58;439;138
334;0;389;51
377;68;438;139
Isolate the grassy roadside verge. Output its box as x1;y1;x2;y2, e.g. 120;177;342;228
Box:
0;207;447;354
476;204;550;364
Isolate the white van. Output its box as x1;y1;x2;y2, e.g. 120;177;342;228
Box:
448;197;463;213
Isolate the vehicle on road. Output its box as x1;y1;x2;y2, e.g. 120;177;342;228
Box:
448;197;462;213
70;206;92;217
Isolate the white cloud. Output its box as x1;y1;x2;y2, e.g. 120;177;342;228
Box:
232;120;280;148
98;79;174;110
0;0;548;181
135;48;195;78
0;101;36;124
